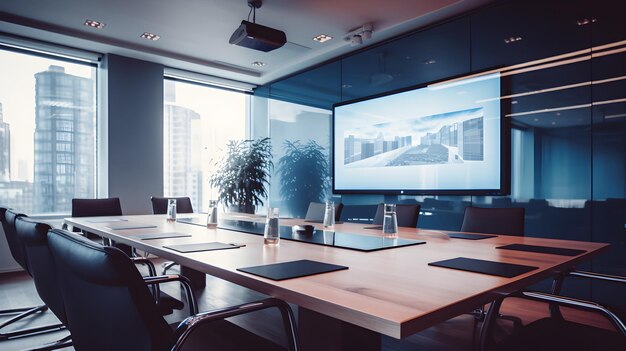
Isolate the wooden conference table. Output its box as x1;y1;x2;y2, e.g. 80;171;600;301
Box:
65;214;609;351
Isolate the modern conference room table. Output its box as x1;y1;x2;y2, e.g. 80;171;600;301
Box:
65;213;609;351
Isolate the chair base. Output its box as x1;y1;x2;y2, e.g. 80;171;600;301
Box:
0;304;65;341
21;335;72;351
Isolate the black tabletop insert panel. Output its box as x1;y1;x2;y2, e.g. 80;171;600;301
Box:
217;219;425;252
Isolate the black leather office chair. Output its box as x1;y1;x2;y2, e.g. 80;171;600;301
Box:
15;217;72;350
304;202;344;223
71;198;183;315
70;197;125;246
480;290;626;351
151;196;194;215
372;204;421;228
0;208;65;341
459;207;525;336
460;206;525;236
47;228;300;351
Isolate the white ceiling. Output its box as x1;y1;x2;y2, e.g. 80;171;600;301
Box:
0;0;492;86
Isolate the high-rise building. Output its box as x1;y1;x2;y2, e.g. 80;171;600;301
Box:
459;117;484;161
164;81;201;210
33;65;95;213
0;102;10;182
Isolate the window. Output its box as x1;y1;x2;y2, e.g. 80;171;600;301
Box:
0;48;97;214
163;79;248;212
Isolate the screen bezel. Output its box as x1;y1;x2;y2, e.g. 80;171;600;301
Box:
332;71;510;196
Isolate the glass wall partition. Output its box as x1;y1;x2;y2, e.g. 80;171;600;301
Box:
0;47;97;215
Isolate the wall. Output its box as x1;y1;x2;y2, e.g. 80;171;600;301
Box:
253;0;626;308
104;54;164;215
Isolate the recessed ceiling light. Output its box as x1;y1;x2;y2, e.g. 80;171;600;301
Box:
533;118;539;122
423;59;436;65
511;100;518;104
313;34;333;43
140;32;160;41
84;19;105;29
577;18;597;26
504;36;522;44
342;84;352;89
251;61;266;67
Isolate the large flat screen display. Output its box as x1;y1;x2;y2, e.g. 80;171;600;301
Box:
333;73;507;195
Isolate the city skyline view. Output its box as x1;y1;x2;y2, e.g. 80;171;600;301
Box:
343;108;484;168
0;49;95;213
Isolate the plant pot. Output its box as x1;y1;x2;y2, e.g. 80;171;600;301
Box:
228;204;256;214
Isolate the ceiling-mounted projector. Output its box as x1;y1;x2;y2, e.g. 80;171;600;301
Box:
229;20;286;52
228;0;286;52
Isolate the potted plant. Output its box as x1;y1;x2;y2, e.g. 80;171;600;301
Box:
209;137;273;214
277;140;330;218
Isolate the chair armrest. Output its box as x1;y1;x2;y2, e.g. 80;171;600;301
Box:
569;270;626;284
171;298;300;351
143;275;197;315
515;291;626;336
130;257;156;277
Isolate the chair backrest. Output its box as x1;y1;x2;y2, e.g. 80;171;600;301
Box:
150;197;194;215
304;202;344;222
460;206;525;236
1;207;29;273
15;217;67;325
373;204;421;228
72;198;123;218
47;229;172;351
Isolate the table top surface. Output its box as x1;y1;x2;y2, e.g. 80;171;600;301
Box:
65;213;609;339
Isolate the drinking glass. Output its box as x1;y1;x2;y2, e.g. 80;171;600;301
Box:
323;201;335;228
207;200;218;228
382;204;398;237
166;199;177;222
264;208;280;245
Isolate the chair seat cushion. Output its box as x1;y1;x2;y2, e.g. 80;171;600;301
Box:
496;317;626;351
172;319;286;350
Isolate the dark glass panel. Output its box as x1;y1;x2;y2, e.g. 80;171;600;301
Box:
471;0;590;71
341;18;470;101
591;48;626;309
269;62;341;110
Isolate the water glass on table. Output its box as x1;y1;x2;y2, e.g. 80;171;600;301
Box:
207;200;218;228
166;199;177;222
323;201;335;228
264;207;280;245
382;203;398;237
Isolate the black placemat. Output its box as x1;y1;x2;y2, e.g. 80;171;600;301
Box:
448;233;497;240
428;257;538;278
237;259;348;281
164;242;244;253
497;244;586;256
133;232;192;240
105;222;158;230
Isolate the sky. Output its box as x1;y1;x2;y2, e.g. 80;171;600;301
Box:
0;49;93;182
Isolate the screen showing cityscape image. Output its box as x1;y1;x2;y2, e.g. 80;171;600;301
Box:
333;73;501;193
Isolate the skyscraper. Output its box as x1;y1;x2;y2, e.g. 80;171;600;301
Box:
33;65;95;213
164;81;202;210
0;102;10;182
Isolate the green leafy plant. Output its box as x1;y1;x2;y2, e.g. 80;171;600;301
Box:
209;137;273;213
277;140;329;218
